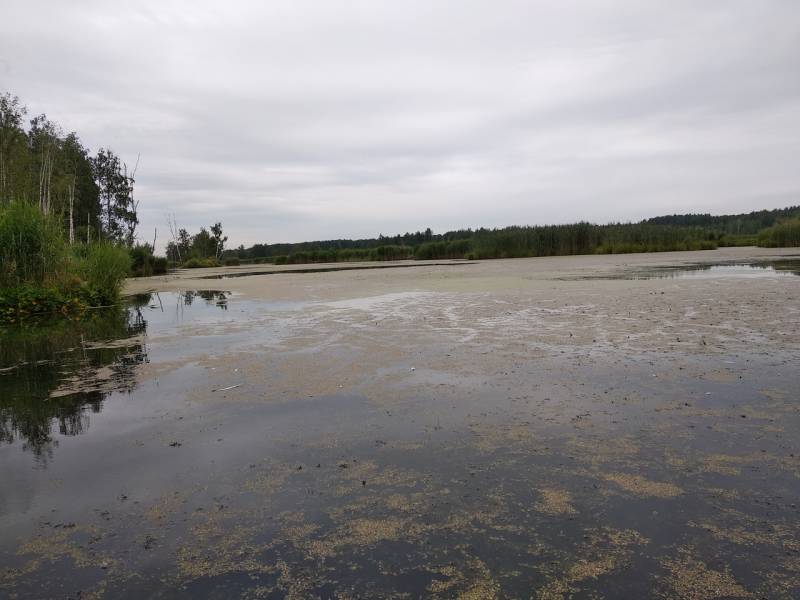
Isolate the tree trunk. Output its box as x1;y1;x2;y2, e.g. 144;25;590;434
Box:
68;176;75;244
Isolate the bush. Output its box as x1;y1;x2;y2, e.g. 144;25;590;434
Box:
152;256;168;274
224;257;241;266
183;257;220;268
81;243;132;304
129;244;167;276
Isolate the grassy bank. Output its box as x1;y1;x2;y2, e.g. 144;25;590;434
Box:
0;203;131;322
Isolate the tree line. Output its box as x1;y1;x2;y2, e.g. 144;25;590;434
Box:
0;91;143;321
227;206;799;265
1;92;138;245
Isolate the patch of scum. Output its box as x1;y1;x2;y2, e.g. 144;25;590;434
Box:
535;488;577;516
5;526;133;600
599;473;684;498
535;528;650;599
658;548;752;599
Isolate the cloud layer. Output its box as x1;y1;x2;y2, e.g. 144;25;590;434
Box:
3;1;799;247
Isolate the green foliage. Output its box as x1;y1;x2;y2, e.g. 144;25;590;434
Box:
1;91;137;243
183;257;220;268
415;239;472;260
223;257;240;266
0;201;69;287
93;148;137;244
370;245;414;260
0;284;87;322
80;243;131;304
0;204;134;322
757;219;800;247
236;206;799;263
129;243;168;277
718;234;759;247
255;225;722;265
646;206;800;234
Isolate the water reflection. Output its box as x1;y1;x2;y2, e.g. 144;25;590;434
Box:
0;291;230;459
181;289;229;308
574;259;800;280
629;260;800;280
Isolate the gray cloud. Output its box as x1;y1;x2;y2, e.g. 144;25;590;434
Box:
2;0;799;247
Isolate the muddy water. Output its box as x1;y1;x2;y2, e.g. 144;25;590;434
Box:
1;260;799;599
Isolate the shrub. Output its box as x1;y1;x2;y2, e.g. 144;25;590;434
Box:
183;257;220;268
129;244;168;276
152;257;168;274
224;257;241;266
81;243;132;304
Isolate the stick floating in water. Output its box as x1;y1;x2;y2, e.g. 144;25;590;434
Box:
213;384;241;392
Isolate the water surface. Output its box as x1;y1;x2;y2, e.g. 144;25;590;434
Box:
1;284;799;599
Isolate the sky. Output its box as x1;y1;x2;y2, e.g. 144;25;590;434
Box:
2;1;799;248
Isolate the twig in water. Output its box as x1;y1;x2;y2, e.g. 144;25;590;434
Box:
213;384;241;392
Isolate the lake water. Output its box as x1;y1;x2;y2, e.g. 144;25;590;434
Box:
1;279;799;598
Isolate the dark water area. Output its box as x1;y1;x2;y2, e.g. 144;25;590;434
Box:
0;292;236;460
1;290;799;598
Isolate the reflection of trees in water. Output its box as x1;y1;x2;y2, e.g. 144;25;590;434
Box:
0;297;151;460
181;290;228;309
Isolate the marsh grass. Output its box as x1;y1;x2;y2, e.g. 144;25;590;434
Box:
80;243;132;304
0;203;132;321
757;219;800;247
0;202;69;288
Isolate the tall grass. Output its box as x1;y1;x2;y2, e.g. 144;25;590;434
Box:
0;203;132;320
757;219;800;247
0;201;69;287
80;243;132;304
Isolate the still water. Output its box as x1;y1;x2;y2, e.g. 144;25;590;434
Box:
1;289;799;598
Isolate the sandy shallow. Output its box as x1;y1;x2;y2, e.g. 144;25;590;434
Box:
2;247;799;599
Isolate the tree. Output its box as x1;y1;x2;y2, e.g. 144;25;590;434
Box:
28;114;61;214
177;228;191;259
190;227;215;259
92;148;136;244
210;222;227;259
0;93;26;203
61;133;96;244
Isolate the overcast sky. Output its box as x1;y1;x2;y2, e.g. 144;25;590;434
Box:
2;1;799;247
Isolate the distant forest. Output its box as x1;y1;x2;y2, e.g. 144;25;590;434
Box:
228;206;800;264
